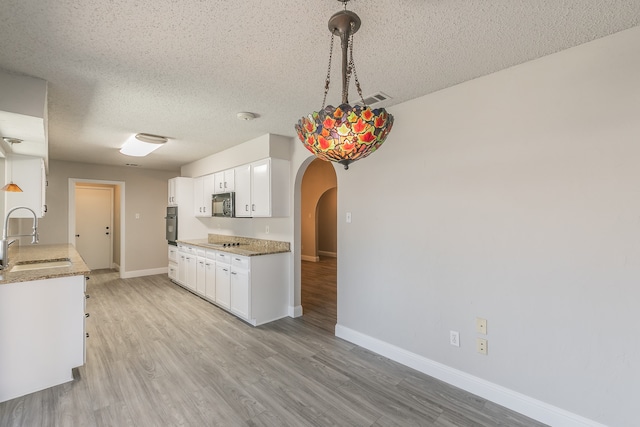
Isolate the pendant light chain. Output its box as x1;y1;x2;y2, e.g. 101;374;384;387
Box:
321;33;335;109
348;30;366;106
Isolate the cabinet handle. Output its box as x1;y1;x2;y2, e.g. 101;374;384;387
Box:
235;258;241;261
85;313;90;318
252;204;255;211
223;268;228;272
44;205;48;213
245;204;249;211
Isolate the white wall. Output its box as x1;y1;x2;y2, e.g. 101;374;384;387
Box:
38;160;179;275
332;26;640;427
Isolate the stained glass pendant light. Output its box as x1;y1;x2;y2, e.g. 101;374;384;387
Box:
2;138;23;192
295;0;394;170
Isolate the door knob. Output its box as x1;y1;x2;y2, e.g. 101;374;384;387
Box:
75;234;80;237
106;232;110;235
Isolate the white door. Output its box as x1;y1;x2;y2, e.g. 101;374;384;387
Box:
75;187;113;269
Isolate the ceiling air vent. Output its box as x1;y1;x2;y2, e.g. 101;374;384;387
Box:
356;92;392;108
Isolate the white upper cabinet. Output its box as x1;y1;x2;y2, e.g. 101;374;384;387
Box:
214;169;235;194
168;177;192;206
193;174;215;217
234;164;252;218
5;155;46;217
233;158;289;218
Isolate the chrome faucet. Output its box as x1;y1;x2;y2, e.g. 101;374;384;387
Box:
0;206;39;270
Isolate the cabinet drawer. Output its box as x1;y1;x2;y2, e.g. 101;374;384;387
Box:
206;250;217;260
231;255;250;270
216;252;230;264
195;248;206;257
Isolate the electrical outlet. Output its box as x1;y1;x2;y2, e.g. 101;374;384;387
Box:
477;338;488;355
265;225;270;234
476;317;487;335
450;331;460;347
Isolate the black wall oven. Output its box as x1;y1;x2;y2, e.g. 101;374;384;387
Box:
166;206;178;245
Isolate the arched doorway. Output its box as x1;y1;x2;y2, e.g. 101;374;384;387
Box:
300;159;337;333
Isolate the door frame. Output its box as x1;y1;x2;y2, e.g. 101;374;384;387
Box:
68;178;126;277
75;185;114;269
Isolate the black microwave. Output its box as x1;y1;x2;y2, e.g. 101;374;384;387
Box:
212;192;235;217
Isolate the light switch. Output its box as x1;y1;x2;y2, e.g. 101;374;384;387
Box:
346;212;352;223
135;213;140;219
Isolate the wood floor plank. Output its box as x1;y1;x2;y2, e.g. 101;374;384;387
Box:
0;269;547;426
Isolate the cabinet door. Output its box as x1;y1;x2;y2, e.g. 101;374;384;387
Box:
223;169;235;192
193;176;204;216
213;171;225;194
168;245;178;263
5;156;46;217
168;178;176;205
202;174;215;215
205;260;216;300
177;254;186;284
251;159;271;217
168;262;178;281
215;264;231;309
234;164;252;217
230;268;249;319
185;255;197;291
196;257;206;295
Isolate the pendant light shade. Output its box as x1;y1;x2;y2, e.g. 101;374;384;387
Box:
1;182;23;192
2;138;23;193
295;1;394;170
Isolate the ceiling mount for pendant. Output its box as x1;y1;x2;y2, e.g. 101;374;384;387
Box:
295;0;394;170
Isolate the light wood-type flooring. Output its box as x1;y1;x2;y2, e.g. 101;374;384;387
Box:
0;269;547;427
300;257;337;333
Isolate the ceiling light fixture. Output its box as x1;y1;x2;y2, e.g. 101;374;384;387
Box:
236;112;257;121
295;0;394;170
2;138;23;192
119;133;169;157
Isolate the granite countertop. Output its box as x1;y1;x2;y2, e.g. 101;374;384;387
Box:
0;243;91;285
178;235;290;257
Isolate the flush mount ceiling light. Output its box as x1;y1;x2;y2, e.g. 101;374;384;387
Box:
2;138;23;192
236;112;257;121
295;0;394;170
119;133;169;157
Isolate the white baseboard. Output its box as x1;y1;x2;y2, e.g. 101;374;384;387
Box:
318;251;337;258
120;267;168;279
289;305;303;318
335;324;605;427
301;255;319;262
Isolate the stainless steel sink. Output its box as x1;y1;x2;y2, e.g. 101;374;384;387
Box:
10;259;72;272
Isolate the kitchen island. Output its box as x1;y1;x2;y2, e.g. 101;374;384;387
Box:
0;243;90;403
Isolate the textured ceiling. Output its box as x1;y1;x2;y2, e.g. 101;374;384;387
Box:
0;0;638;171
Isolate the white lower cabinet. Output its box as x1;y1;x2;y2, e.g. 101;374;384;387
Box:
0;275;86;403
177;252;186;285
195;249;207;295
230;257;250;319
169;244;290;326
168;245;178;281
204;253;216;301
184;253;196;291
215;262;231;309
